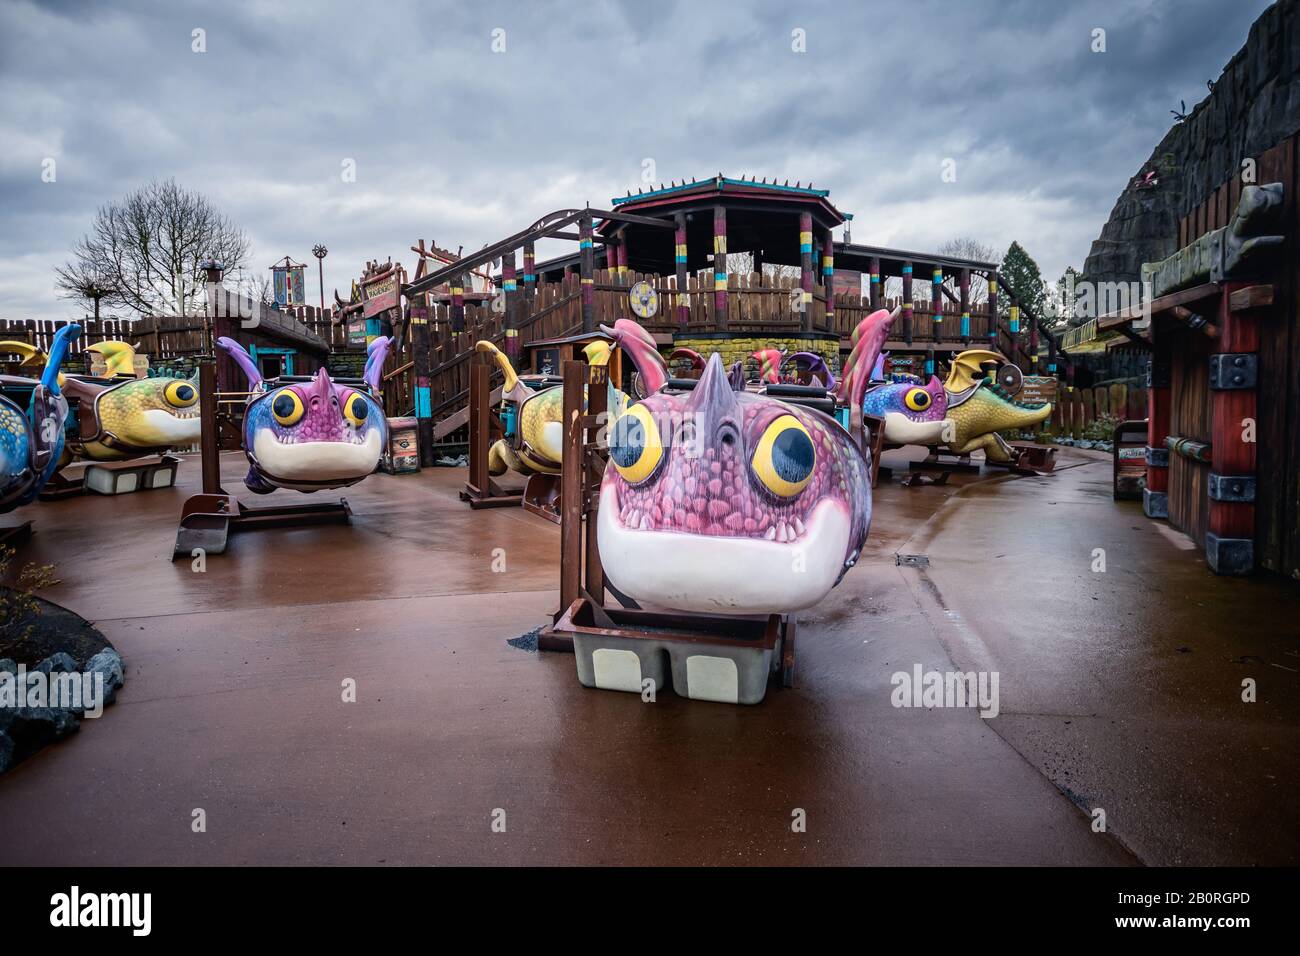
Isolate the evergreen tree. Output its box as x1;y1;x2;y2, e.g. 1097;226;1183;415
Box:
997;242;1047;320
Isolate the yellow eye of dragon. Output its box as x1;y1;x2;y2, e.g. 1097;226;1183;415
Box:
342;392;369;427
609;403;663;485
271;389;304;426
752;414;815;498
164;380;198;408
904;387;932;411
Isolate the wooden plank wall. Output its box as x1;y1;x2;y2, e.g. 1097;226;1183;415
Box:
1175;132;1299;576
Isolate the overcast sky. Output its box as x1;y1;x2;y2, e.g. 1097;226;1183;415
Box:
0;0;1275;321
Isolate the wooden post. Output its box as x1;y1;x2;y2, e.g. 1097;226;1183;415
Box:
451;272;465;333
558;359;585;615
959;268;971;345
798;211;813;332
584;362;608;604
1009;295;1021;368
986;273;999;349
901;261;914;346
616;234;629;281
821;226;835;333
675;212;689;332
870;256;881;311
410;300;434;466
1144;354;1171;520
714;206;729;329
502;249;520;361
1206;281;1260;575
467;358;490;497
580;212;595;333
197;356;221;495
523;241;536;304
931;267;943;344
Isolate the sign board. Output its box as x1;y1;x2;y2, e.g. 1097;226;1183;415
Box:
1020;375;1059;407
361;267;400;319
832;270;863;298
346;315;368;347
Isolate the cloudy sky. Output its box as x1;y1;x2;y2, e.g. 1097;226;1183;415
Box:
0;0;1274;321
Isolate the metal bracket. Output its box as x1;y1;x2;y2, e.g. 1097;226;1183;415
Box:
1208;353;1257;390
1145;446;1170;468
1208;473;1256;502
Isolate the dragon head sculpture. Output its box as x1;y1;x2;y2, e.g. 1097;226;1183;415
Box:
597;314;888;615
218;336;390;494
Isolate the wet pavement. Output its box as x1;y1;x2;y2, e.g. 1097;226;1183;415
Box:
0;447;1293;865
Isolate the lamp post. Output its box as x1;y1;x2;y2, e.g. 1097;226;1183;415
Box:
312;244;328;314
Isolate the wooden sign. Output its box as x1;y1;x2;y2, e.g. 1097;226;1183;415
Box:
1020;375;1059;406
832;270;863;297
361;267;400;319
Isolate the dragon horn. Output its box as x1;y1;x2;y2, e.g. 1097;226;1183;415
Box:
42;324;81;394
216;336;262;387
0;341;47;368
473;339;519;394
86;340;137;376
840;308;899;408
583;340;611;368
364;335;393;391
601;319;666;394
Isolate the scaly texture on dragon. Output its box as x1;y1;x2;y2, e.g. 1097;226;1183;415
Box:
1;325;80;511
596;313;888;615
861;339;1052;462
218;336;391;494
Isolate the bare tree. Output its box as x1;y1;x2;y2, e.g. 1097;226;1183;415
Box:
54;258;118;321
56;178;249;317
936;238;995;304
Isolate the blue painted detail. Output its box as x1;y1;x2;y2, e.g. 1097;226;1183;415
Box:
416;386;432;418
960;316;970;337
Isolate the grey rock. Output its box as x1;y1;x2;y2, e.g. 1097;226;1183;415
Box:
85;648;125;705
34;652;78;675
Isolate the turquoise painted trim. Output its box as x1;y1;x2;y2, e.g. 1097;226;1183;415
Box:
416;386;432;418
610;177;833;207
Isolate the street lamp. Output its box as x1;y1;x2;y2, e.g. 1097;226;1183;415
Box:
312;244;328;314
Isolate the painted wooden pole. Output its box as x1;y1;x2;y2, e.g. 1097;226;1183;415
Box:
959;267;971;345
674;212;689;332
616;233;629;281
986;273;999;348
1205;281;1260;575
798;212;813;333
822;226;835;333
522;241;536;304
1029;313;1039;372
580;212;595;333
1009;295;1021;368
714;206;729;329
870;256;881;311
931;267;943;344
901;261;914;346
451;272;465;333
410;300;434;466
1144;352;1171;521
502;249;519;361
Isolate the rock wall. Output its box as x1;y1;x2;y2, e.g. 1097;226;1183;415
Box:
1083;0;1300;285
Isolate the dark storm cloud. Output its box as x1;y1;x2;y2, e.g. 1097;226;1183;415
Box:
0;0;1274;319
